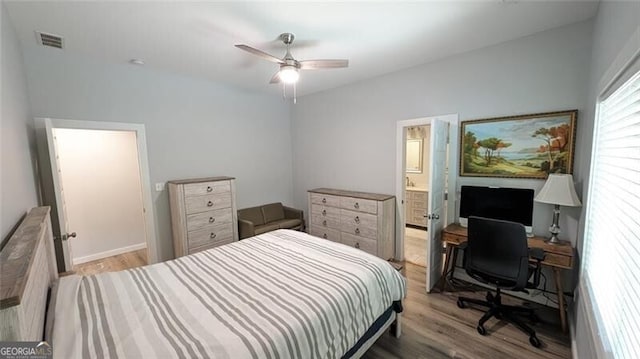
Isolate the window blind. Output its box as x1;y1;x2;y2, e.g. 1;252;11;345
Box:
583;69;640;358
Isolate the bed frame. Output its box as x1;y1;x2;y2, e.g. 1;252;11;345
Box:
0;207;58;341
0;206;400;355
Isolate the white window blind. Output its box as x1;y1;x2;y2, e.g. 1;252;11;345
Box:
584;68;640;358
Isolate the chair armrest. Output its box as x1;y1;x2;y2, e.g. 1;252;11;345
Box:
238;219;255;239
528;248;545;261
527;248;545;288
283;206;303;220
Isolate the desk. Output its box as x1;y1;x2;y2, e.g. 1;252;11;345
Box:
440;223;574;332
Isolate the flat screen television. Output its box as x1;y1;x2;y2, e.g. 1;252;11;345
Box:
459;185;535;234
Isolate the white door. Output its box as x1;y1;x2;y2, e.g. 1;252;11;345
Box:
35;118;74;272
425;119;449;291
35;118;159;270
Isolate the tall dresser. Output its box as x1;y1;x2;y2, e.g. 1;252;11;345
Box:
308;188;395;260
168;176;238;258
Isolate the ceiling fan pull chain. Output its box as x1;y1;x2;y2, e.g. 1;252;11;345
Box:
294;83;297;104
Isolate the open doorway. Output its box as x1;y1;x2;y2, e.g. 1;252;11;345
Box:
35;118;158;274
396;114;459;292
404;125;430;267
54;128;148;274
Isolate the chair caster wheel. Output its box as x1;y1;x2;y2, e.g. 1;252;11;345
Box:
530;335;541;348
457;299;465;309
486;292;494;302
477;325;487;335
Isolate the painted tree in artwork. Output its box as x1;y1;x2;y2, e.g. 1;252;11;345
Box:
477;137;502;165
496;141;512;157
463;131;478;157
532;123;571;172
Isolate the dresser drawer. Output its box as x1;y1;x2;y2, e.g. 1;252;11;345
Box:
341;233;377;256
311;213;341;230
183;180;231;197
340;209;377;228
189;238;235;254
341;222;377;240
311;204;341;218
185;192;232;214
186;208;232;231
188;224;233;249
309;226;341;243
310;193;341;207
340;197;377;214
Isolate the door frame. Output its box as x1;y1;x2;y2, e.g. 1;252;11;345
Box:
35;118;159;270
395;114;459;262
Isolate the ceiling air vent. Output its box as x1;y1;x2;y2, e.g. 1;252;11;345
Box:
35;31;64;49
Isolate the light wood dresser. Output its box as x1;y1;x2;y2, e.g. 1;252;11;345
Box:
405;188;428;227
308;188;395;260
168;176;238;258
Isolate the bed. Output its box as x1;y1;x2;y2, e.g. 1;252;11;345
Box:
1;207;406;358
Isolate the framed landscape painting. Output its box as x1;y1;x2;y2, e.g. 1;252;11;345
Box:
460;110;577;179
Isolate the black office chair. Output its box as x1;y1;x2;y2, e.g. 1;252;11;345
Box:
456;216;545;348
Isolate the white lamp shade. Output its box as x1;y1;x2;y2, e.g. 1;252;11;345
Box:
279;66;299;84
535;174;582;207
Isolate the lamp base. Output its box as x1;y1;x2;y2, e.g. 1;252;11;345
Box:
546;234;568;245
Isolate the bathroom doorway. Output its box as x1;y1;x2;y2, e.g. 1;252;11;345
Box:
404;125;430;267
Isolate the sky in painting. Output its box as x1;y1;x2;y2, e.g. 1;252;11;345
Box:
463;115;570;152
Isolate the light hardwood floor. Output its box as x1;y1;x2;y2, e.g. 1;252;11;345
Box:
72;249;147;276
365;263;571;359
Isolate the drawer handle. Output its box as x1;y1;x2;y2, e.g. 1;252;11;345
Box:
355;216;360;224
206;186;213;192
323;233;328;239
207;201;213;207
210;233;217;239
355;242;360;249
354;202;360;209
355;228;360;235
322;220;327;226
322;198;327;204
322;209;326;216
209;217;215;223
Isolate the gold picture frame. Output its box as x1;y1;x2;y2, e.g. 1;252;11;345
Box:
459;110;577;179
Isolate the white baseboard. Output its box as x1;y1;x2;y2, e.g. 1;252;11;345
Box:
73;242;147;265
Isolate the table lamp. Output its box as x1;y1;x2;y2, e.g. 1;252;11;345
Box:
534;174;582;244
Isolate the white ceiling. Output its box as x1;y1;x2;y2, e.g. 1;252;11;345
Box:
5;1;599;97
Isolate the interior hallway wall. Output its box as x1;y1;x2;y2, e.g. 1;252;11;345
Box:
54;129;147;264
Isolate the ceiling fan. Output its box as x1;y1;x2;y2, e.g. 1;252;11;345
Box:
235;33;349;86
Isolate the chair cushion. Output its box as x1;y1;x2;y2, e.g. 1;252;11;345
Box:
238;207;265;226
271;218;303;230
261;203;285;223
254;223;281;235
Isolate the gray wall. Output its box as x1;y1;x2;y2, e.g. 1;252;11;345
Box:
0;2;39;242
22;47;293;261
292;20;592;246
573;1;640;358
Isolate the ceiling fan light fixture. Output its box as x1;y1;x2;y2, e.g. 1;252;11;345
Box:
279;65;299;84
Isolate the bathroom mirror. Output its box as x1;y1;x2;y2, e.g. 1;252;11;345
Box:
406;139;423;173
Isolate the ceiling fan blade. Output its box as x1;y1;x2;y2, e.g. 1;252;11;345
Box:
235;44;284;64
269;72;281;84
299;59;349;70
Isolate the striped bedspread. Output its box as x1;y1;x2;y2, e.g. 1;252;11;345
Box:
48;230;406;359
